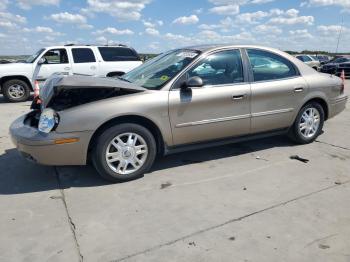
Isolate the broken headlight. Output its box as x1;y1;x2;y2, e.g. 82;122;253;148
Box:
38;108;59;133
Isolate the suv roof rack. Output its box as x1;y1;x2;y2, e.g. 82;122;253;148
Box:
64;43;128;47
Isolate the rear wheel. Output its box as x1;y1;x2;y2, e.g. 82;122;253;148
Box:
92;123;157;182
3;79;31;102
288;102;324;144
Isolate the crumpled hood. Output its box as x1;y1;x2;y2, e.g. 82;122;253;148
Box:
39;74;146;108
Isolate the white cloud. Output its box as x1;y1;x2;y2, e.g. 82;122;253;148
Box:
0;12;27;24
87;0;151;21
0;33;6;37
145;27;159;36
209;4;240;15
317;25;347;36
235;11;269;24
307;0;350;10
94;27;134;35
50;12;87;24
16;0;59;10
267;9;314;25
208;0;276;16
289;29;313;39
172;15;199;25
254;24;282;34
0;0;9;10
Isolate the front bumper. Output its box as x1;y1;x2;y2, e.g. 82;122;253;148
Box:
329;94;348;119
10;114;93;165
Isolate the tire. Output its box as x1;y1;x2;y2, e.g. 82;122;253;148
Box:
2;79;31;102
92;123;157;182
288;102;324;144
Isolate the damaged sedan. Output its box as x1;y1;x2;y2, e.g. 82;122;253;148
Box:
10;45;348;182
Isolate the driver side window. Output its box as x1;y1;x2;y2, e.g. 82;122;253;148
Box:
41;49;69;64
187;50;244;86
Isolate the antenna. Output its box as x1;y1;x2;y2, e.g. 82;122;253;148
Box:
335;15;344;54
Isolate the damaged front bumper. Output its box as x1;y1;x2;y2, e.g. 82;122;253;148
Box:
10;114;93;166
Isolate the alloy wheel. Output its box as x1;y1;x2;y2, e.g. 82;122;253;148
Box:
105;132;148;175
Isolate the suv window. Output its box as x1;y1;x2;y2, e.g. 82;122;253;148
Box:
187;50;244;86
247;49;297;82
42;49;68;64
303;55;312;62
72;48;96;63
98;47;140;61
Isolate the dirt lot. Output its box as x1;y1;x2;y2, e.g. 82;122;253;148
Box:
0;82;349;262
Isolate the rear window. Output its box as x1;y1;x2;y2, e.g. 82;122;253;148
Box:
72;48;96;63
98;47;140;62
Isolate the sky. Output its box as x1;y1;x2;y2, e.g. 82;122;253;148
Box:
0;0;349;55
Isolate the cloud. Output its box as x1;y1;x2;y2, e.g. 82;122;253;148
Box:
145;27;159;36
0;0;9;10
93;27;134;35
50;12;87;24
267;9;314;25
289;29;313;39
22;26;64;36
208;0;276;16
209;5;240;15
306;0;350;11
86;0;151;21
16;0;59;10
172;15;199;25
235;11;269;24
254;24;282;34
0;11;27;29
317;25;347;36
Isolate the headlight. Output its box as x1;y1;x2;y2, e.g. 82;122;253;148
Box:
38;108;59;133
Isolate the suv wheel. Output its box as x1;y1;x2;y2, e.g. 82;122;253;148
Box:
92;123;157;182
289;102;324;144
3;79;31;102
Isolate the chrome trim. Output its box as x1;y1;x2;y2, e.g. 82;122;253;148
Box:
176;114;251;128
252;108;294;118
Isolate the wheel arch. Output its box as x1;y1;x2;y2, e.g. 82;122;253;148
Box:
87;115;165;159
0;75;33;91
300;97;329;120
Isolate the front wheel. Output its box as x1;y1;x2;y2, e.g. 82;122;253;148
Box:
3;79;31;102
288;102;324;144
92;123;157;182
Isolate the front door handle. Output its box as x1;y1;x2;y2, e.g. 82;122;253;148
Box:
232;94;246;100
64;67;71;71
294;87;304;93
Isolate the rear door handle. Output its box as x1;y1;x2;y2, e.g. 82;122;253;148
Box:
294;87;304;93
64;67;71;71
232;94;246;100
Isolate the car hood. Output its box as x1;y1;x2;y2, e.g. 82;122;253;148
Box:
38;74;146;109
0;62;32;72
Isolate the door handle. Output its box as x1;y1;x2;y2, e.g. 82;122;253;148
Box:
294;87;304;93
232;94;246;100
90;66;96;70
64;67;71;71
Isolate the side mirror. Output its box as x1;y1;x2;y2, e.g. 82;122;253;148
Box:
183;76;203;89
37;57;47;65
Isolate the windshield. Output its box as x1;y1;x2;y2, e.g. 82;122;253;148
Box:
122;49;200;90
25;48;45;63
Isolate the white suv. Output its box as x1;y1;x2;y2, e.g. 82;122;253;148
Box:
0;44;143;102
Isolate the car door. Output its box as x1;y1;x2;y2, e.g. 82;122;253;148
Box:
246;48;308;133
35;48;71;83
169;49;251;145
70;47;99;76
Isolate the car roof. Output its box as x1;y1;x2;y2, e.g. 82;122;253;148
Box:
180;44;289;53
